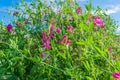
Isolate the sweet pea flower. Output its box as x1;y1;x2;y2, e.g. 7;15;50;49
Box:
108;47;112;51
112;72;120;78
6;24;12;32
43;39;51;49
67;26;73;33
41;52;50;59
44;43;51;49
41;32;49;43
49;24;55;38
76;6;81;14
59;35;71;45
56;27;61;33
41;52;46;57
62;35;67;39
93;16;105;28
41;32;51;49
42;32;47;39
67;39;71;45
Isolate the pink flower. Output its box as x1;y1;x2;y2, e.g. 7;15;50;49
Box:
67;26;73;33
67;39;71;45
94;16;105;28
43;39;51;49
62;35;67;39
42;32;47;39
41;32;49;43
44;44;51;49
50;24;55;31
58;40;62;44
59;35;72;45
45;39;50;44
49;33;53;38
41;32;51;49
108;47;112;51
118;38;120;41
49;24;55;38
56;27;61;33
76;6;81;14
41;52;46;57
113;72;120;78
6;24;12;32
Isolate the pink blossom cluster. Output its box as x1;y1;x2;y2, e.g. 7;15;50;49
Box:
6;24;12;32
58;35;71;45
41;24;73;49
76;6;81;14
67;26;73;33
56;27;61;33
113;72;120;79
41;32;51;49
93;16;105;28
49;24;55;38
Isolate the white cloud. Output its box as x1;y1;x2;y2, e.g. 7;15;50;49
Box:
105;5;120;15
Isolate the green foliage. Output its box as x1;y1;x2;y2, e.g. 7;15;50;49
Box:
0;0;119;80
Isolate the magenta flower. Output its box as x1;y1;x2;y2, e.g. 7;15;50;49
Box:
6;24;12;32
108;47;112;51
41;52;50;59
41;32;49;43
76;6;81;14
44;44;51;49
56;27;61;33
41;52;46;57
49;24;55;31
94;16;105;28
49;33;53;38
67;39;71;45
62;35;67;39
42;32;47;39
67;26;73;33
58;40;62;44
43;39;51;49
49;24;55;38
41;32;51;49
45;39;50;44
113;72;120;78
59;35;72;45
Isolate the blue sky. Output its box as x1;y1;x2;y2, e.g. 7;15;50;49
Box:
0;0;32;24
0;0;120;26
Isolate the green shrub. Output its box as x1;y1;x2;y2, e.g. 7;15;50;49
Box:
0;0;120;80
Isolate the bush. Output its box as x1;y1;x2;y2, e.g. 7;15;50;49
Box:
0;0;120;80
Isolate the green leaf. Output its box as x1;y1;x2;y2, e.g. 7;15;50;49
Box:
76;41;85;45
